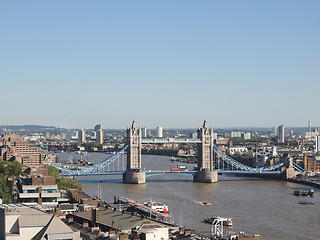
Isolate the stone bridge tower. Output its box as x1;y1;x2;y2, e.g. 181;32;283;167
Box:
193;120;218;183
123;120;145;184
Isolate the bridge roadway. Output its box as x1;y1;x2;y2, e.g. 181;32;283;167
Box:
60;169;282;177
142;138;202;144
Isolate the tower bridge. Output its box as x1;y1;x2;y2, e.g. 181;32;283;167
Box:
122;120;218;184
52;120;305;184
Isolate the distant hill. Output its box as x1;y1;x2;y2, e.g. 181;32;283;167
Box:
0;125;57;130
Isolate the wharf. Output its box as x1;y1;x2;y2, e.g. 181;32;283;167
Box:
113;196;175;225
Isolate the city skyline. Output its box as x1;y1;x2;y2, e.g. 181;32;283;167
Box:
1;1;320;129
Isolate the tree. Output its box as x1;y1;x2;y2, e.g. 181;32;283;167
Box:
44;165;83;191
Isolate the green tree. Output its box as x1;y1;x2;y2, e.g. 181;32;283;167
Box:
44;165;83;191
0;174;12;203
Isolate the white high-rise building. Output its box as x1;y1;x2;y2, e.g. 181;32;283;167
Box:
242;132;251;140
316;136;320;153
96;129;104;144
157;127;163;138
142;127;147;138
278;125;285;143
308;121;311;133
78;129;86;143
273;126;277;136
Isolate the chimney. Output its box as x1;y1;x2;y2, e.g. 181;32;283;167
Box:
55;207;61;216
68;216;74;223
83;220;89;228
92;208;99;225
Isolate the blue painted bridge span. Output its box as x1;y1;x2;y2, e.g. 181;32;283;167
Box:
52;143;305;177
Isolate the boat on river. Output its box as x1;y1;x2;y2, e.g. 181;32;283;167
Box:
144;201;170;214
299;201;314;205
204;215;233;226
200;201;211;205
294;189;315;197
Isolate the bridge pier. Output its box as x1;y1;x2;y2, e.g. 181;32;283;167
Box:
123;171;146;184
284;157;300;179
123;121;146;184
194;120;218;183
193;170;218;183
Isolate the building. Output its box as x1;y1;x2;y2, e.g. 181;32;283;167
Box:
242;132;251;140
69;189;98;208
94;124;102;131
308;121;311;133
316;136;320;153
273;126;277;136
78;129;86;143
96;129;104;144
303;154;316;172
231;131;241;138
17;171;60;208
142;127;147;138
157;127;163;138
227;147;248;155
305;129;319;141
0;133;46;169
278;125;285;143
0;204;79;240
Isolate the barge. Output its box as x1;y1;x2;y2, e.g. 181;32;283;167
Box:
294;189;315;197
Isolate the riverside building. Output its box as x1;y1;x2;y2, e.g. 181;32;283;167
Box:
0;133;46;169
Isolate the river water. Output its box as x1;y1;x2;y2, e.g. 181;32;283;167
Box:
59;152;320;240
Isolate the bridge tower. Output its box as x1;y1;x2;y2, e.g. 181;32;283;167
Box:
193;120;218;183
123;120;146;184
284;156;299;179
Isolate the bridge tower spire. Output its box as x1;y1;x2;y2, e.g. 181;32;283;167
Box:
123;120;146;184
194;120;218;183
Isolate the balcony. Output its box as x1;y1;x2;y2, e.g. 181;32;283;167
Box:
41;192;60;198
19;193;39;198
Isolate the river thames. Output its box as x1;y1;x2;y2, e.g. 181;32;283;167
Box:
59;152;320;240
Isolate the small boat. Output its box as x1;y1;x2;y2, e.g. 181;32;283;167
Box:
204;216;233;226
171;157;177;162
294;189;315;197
177;165;188;171
200;201;211;205
144;201;170;214
299;201;314;205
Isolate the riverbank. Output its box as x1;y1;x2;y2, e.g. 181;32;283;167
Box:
288;178;320;189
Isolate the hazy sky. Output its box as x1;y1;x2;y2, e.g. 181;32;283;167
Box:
1;1;319;129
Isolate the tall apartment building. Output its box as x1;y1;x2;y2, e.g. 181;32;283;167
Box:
17;173;59;207
316;135;320;153
0;133;45;168
242;132;251;140
278;125;285;143
142;127;147;138
78;129;86;143
96;129;104;144
157;127;163;138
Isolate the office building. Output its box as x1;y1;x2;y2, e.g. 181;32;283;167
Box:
0;133;46;169
242;132;251;140
94;124;102;131
96;129;104;144
16;168;60;207
157;127;163;138
308;121;311;133
142;127;147;138
0;204;78;240
231;131;241;138
278;125;285;143
316;135;320;153
273;126;277;136
78;129;86;143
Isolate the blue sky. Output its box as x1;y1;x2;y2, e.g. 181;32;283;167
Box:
1;1;319;129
